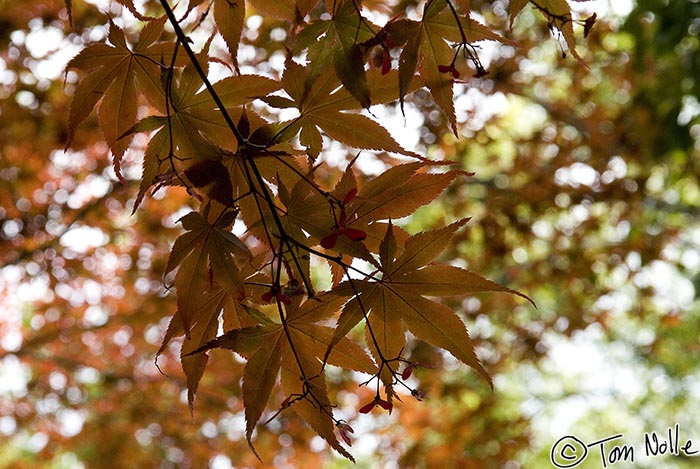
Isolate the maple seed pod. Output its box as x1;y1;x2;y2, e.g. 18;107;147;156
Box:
377;399;393;412
342;227;367;242
261;290;275;303
358;401;377;413
359;398;393;414
381;49;392;75
321;231;341;249
276;293;292;305
342;188;358;205
584;13;597;38
336;421;354;446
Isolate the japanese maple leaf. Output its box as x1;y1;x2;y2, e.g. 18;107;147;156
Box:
213;0;245;71
388;0;516;133
66;17;176;177
292;0;377;108
267;59;418;161
509;0;588;66
156;282;256;415
123;48;280;210
165;209;252;335
188;293;376;461
331;219;534;387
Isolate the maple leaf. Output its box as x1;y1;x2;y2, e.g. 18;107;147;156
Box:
165;208;252;334
292;0;377;107
155;281;256;415
246;0;320;22
214;0;245;71
388;0;516;133
66;17;176;178
188;294;376;461
123;50;280;210
510;0;589;66
331;219;534;387
268;59;419;160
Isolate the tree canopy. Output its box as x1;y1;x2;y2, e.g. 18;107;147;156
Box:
2;0;699;467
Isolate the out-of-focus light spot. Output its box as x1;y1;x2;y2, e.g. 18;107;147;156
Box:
60;226;108;252
58;409;85;437
0;416;17;436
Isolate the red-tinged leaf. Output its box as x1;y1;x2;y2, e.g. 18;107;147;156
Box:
222;295;257;330
209;239;245;298
136;14;166;47
164;230;207;278
67;62;119;147
187;326;273;357
179;288;229;414
391;292;493;388
397;22;421;114
418;25;458;134
331;69;422;111
279;353;355;462
317;328;377;374
379;222;398;274
243;333;283;448
322;294;365;364
299;121;324;161
214;0;245;71
132;122;170;212
167;210;250;321
174;247;210;336
333;44;371;109
182;352;209;417
66;20;175;166
276;293;292;305
350;164;462;225
309;111;420;157
365;288;407;386
293;0;375;90
390;218;471;276
98;62;137;176
156;313;184;360
453;0;470;14
276;62;419;158
246;0;319;21
392;264;536;306
208;75;281;108
184;160;235;206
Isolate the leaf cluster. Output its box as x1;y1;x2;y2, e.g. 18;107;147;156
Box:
61;0;594;460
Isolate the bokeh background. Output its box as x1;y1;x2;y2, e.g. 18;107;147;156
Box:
1;0;699;467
